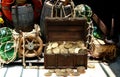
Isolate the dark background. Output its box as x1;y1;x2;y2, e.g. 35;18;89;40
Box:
73;0;120;42
74;0;112;30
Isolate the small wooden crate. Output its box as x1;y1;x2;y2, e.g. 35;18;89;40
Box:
44;17;88;69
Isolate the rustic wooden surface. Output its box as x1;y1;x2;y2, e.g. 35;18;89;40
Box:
0;58;118;77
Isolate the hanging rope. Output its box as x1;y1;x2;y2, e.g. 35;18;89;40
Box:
49;0;74;17
74;4;94;50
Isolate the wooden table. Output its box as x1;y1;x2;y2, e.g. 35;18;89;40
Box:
0;59;116;77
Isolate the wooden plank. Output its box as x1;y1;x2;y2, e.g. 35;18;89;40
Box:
0;61;116;77
5;66;23;77
100;63;116;77
5;58;44;66
39;68;48;77
85;63;107;77
0;67;8;77
22;68;38;77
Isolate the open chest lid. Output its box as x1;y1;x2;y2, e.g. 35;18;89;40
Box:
45;17;88;42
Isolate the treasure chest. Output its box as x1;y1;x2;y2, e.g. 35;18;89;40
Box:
44;17;88;69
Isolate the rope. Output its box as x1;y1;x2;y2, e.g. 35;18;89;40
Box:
50;0;74;17
86;20;94;50
74;4;94;51
51;5;54;17
0;41;17;64
22;32;26;67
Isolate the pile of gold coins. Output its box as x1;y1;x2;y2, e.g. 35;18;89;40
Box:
46;41;87;54
44;66;86;76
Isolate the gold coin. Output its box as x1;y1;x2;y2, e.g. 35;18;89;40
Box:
75;48;81;53
48;69;55;73
64;42;73;49
51;42;58;48
56;72;63;76
56;72;68;76
71;72;80;76
66;68;74;73
46;49;52;54
59;44;64;49
60;69;66;73
78;49;87;54
44;72;52;76
52;47;60;54
68;48;75;53
77;41;85;48
87;63;95;68
77;66;85;74
55;69;61;72
47;43;52;50
60;48;68;54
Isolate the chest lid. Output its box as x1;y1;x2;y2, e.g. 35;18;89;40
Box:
45;17;87;42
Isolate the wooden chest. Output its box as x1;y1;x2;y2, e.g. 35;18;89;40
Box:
44;17;88;69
